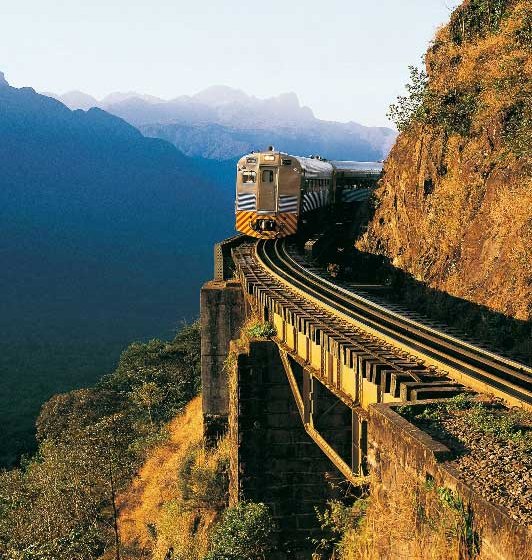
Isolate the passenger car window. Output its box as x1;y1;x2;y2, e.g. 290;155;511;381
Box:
242;171;256;183
262;170;274;183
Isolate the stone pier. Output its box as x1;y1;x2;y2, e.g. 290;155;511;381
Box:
200;279;245;442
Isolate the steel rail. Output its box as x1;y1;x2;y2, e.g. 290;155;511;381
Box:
236;244;434;382
255;239;532;407
281;241;530;376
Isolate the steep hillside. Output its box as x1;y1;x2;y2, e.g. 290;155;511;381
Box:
140;120;393;162
116;396;229;560
358;0;531;321
117;397;205;556
48;86;397;161
0;73;234;465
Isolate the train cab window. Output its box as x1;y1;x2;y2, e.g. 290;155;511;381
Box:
262;170;274;183
242;171;256;183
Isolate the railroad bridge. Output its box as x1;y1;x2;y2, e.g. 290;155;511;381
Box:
201;235;531;559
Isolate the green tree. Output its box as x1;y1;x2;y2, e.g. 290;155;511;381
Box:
130;380;165;426
387;66;429;131
0;321;202;559
205;502;276;560
103;321;201;424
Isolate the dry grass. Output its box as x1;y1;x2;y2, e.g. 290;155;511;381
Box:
339;478;482;560
115;396;229;560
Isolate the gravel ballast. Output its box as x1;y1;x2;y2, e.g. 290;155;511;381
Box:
398;396;532;526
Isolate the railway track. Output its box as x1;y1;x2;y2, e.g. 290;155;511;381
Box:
233;238;532;409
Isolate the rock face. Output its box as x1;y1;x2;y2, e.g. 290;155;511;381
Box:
358;0;531;321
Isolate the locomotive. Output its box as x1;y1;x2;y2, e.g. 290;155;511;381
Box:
235;147;383;239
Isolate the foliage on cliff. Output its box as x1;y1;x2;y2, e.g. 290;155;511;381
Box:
359;0;531;322
114;396;276;560
0;323;201;560
114;396;227;559
325;478;484;560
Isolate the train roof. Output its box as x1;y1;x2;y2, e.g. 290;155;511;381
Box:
329;161;383;174
237;150;383;177
292;155;333;176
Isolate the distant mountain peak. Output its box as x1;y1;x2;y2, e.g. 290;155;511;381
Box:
192;85;250;107
0;71;9;87
102;91;164;106
39;82;395;159
273;91;300;106
59;90;99;110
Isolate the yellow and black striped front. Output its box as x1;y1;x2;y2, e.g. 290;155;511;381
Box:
236;211;298;239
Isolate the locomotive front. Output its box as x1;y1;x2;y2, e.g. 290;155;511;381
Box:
235;148;301;239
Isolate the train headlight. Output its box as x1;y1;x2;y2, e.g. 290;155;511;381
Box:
264;155;275;161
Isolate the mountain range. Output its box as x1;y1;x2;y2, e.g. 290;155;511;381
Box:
0;71;234;465
46;85;397;161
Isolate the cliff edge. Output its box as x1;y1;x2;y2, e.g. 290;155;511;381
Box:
358;0;531;321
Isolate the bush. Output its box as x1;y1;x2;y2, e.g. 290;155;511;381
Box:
431;87;478;136
101;321;201;425
244;321;276;339
449;0;510;44
178;439;230;511
501;100;531;157
387;66;429;132
205;502;276;560
314;499;368;557
388;65;479;135
152;432;230;560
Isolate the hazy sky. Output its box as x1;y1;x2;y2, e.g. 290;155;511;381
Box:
1;0;461;127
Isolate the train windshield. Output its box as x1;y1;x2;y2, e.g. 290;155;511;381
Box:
261;170;274;183
242;171;256;183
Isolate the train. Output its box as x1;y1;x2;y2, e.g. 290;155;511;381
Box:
235;147;383;239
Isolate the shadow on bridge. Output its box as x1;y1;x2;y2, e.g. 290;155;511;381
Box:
310;220;531;366
302;193;531;365
345;249;530;366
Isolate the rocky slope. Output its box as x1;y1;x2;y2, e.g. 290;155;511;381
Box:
358;0;531;321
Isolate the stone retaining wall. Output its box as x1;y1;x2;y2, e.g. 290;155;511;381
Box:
369;403;531;560
200;279;245;442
